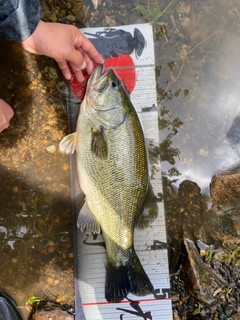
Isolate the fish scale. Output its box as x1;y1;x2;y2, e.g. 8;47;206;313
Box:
77;114;147;252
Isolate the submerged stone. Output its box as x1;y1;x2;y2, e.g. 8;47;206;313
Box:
31;301;74;320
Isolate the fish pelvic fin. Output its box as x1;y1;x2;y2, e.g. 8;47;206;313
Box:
136;184;158;229
77;202;101;234
105;250;154;303
59;132;77;154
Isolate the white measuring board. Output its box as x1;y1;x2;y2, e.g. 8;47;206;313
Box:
67;24;172;320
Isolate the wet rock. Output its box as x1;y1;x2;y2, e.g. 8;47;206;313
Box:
103;15;116;27
178;46;188;60
182;238;227;305
30;301;74;320
66;14;76;22
173;310;181;320
197;239;214;258
210;163;240;215
231;215;240;236
189;30;201;43
176;2;191;16
213;248;227;262
46;145;56;154
223;304;235;317
92;0;100;10
181;17;192;30
180;17;200;43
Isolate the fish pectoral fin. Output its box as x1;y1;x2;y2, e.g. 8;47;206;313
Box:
91;126;108;159
136;184;159;229
77;202;101;234
59;132;77;154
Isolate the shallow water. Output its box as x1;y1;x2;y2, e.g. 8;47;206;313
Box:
1;0;240;319
0;38;74;318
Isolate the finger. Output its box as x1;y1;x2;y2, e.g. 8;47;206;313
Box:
85;59;94;75
74;69;85;83
69;61;85;82
75;34;104;64
57;59;72;80
59;47;86;73
77;49;94;75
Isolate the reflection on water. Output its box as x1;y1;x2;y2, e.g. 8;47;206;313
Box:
157;2;240;192
1;0;240;318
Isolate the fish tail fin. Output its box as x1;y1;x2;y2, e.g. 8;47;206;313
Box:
105;250;154;303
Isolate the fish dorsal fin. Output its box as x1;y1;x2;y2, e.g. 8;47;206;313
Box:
59;132;77;154
77;202;101;234
91;126;108;159
136;184;158;229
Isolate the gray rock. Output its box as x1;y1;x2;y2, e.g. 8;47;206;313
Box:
182;238;227;305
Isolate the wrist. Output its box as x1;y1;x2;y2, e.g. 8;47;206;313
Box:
21;20;46;54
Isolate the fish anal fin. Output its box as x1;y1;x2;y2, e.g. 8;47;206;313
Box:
59;132;77;154
136;184;158;229
105;249;154;303
77;202;101;234
91;126;108;159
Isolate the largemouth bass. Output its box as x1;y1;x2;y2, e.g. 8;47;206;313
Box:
60;64;157;303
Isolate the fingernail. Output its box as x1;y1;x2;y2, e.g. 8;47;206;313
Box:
81;61;86;69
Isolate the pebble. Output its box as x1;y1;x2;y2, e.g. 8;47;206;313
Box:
56;295;66;303
46;145;56;154
224;304;235;317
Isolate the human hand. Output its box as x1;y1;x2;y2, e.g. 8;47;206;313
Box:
21;21;104;82
0;99;14;132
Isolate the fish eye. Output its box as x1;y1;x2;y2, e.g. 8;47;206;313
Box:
112;81;119;89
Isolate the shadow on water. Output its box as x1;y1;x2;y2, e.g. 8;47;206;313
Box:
0;163;73;290
0;22;74;320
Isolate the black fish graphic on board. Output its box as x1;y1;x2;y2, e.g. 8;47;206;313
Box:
84;28;146;59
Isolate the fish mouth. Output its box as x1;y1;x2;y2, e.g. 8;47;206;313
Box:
85;64;105;106
87;64;121;113
88;64;104;87
89;64;113;93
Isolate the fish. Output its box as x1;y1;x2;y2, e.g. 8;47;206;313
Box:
59;64;158;303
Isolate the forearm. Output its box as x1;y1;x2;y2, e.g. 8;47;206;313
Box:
0;0;41;42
